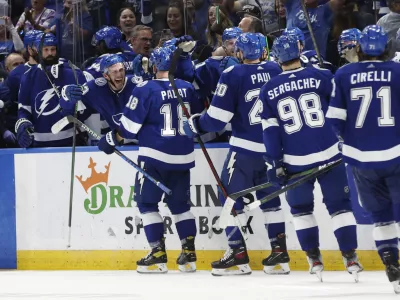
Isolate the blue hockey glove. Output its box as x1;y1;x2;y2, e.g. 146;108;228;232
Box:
98;130;119;155
132;54;153;80
264;157;287;187
219;56;239;73
2;130;17;146
15;118;34;148
183;114;202;138
60;84;82;115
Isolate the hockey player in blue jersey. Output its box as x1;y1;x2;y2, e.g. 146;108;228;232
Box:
60;54;141;133
337;28;362;64
16;33;87;148
326;25;400;292
260;35;362;282
85;26;138;80
282;27;336;72
184;33;289;276
97;46;204;274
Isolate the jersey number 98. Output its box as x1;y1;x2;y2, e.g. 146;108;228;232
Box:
277;93;325;134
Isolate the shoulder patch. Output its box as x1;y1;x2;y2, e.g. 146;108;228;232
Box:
82;84;89;95
223;65;234;73
132;75;143;84
95;77;107;86
136;80;148;87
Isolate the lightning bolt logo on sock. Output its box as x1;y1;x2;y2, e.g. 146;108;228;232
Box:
227;152;236;185
138;161;146;194
35;87;61;117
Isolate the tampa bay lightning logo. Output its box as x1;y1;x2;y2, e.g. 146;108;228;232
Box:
112;113;123;125
34;87;60;117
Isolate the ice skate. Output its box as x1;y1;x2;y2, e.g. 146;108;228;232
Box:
382;251;400;294
262;233;290;275
136;239;168;274
177;236;197;272
342;250;363;282
306;248;324;282
211;246;252;276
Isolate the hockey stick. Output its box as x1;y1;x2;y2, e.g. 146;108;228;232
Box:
218;159;342;228
168;47;248;240
66;60;80;248
249;159;342;210
300;0;323;67
51;116;172;195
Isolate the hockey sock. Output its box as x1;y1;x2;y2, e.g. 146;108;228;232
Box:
173;211;197;242
331;211;357;251
373;222;399;263
141;211;165;248
292;213;319;250
263;208;286;243
225;226;245;249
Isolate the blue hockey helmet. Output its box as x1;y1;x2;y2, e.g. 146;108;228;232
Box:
100;54;125;74
337;28;361;56
24;30;42;49
150;46;174;71
235;33;262;60
283;27;305;46
33;32;58;50
222;27;242;43
273;35;300;63
359;25;388;57
93;26;122;49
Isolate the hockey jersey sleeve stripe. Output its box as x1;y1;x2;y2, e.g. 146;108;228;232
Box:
326;106;347;121
207;105;234;123
283;142;339;166
34;128;74;141
262;118;279;130
138;147;195;165
120;115;142;135
343;143;400;163
18;103;32;113
230;136;266;153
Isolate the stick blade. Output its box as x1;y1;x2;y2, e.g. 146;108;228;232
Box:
52;116;72;134
218;197;235;229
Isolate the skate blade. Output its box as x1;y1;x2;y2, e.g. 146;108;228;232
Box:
392;281;400;294
178;262;196;273
351;271;359;283
211;264;252;276
310;265;324;282
137;263;168;274
347;265;363;283
263;263;290;275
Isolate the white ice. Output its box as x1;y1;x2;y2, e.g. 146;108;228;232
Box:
0;271;398;300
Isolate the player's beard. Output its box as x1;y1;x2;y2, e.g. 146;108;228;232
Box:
43;55;59;66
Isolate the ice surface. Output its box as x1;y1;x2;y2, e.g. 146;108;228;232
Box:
0;271;397;300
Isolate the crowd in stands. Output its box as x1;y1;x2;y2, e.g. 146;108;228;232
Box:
0;0;399;148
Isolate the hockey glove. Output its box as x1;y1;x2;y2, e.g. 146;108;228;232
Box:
60;84;82;115
183;113;203;138
132;54;153;81
219;56;239;73
98;130;120;155
15;118;34;148
264;157;287;187
2;130;17;146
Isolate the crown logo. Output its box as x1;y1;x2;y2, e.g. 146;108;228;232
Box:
76;157;111;193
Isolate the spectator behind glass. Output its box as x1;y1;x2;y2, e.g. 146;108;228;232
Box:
130;25;152;56
274;0;287;30
117;7;137;41
5;53;25;73
50;0;93;66
166;0;198;39
206;5;234;50
238;0;280;33
377;0;400;55
326;1;374;66
0;17;25;67
282;0;345;58
239;16;264;34
16;0;55;32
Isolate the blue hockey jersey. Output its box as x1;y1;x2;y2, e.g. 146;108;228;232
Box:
75;76;140;130
326;60;400;168
119;78;204;170
198;62;282;156
194;56;225;99
5;63;35;103
18;62;87;147
260;66;340;173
